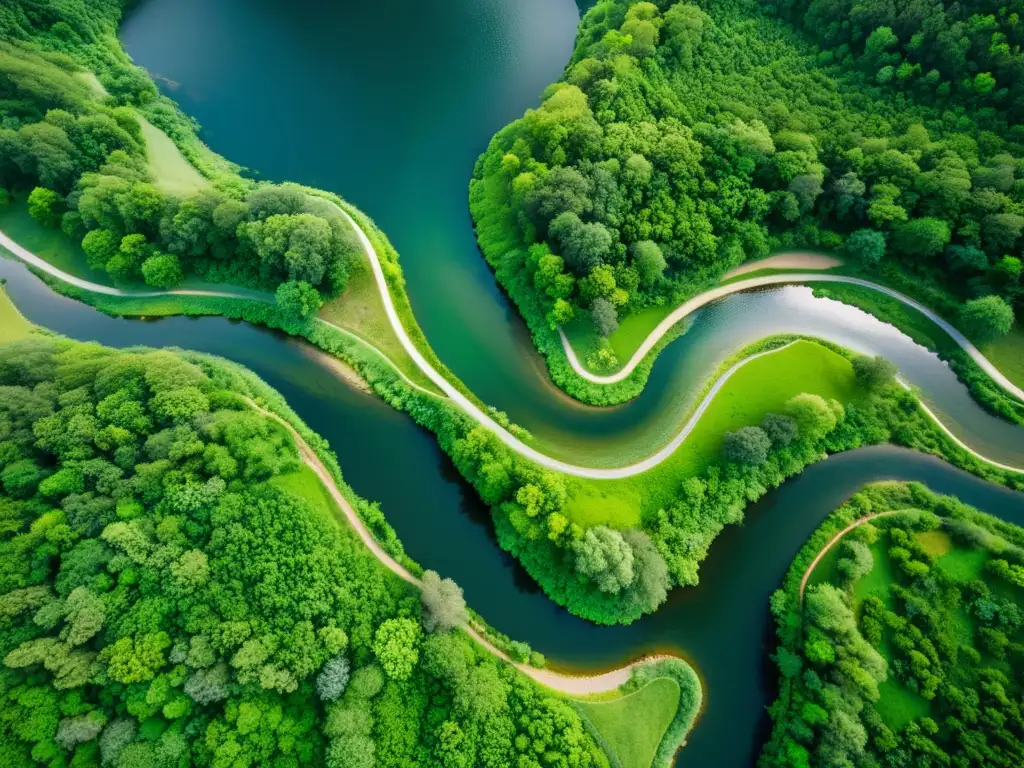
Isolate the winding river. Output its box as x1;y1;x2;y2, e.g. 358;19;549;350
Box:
1;0;1022;765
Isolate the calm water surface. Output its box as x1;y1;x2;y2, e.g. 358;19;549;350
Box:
2;1;1014;764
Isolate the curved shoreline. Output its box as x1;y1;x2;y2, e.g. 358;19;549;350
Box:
3;227;1023;479
561;273;1024;402
246;397;671;697
560;271;1024;404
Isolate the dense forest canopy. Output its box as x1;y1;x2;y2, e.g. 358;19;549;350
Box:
0;0;359;317
0;335;606;767
760;483;1024;768
471;0;1022;350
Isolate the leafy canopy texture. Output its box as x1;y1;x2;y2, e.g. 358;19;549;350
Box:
0;335;604;768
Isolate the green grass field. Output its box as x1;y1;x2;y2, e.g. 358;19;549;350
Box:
563;340;862;527
935;546;989;582
0;200;114;285
319;255;441;394
875;677;931;732
853;540;896;610
577;677;681;768
983;326;1024;390
138;115;209;197
563;304;679;375
0;287;31;343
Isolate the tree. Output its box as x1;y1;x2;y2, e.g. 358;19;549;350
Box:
785;393;842;439
723;426;772;465
590;297;618;337
548;212;612;273
316;655;351;702
632;240;666;286
373;618;422;681
761;413;798;446
141;253;183;289
275;280;323;321
572;526;634;594
420;571;467;633
892;218;951;260
82;229;120;271
27;186;63;227
844;229;886;265
852;355;897;391
959;295;1014;342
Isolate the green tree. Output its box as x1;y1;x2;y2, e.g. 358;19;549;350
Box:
275;280;323;322
27;186;63;227
141;253;183;289
959;295;1014;342
852;355;897;391
844;229;886;265
420;571;467;633
632;240;666;286
372;619;422;681
590;297;618;337
723;426;772;465
893;218;951;259
572;526;634;594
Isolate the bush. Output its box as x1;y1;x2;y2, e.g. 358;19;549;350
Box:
959;295;1015;343
723;426;772;465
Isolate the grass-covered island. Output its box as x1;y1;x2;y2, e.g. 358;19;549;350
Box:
471;0;1022;402
0;291;701;768
760;482;1024;767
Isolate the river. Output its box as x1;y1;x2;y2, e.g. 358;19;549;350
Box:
3;0;1022;765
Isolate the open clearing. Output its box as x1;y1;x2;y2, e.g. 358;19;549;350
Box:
983;326;1024;390
576;677;680;768
563;340;862;527
0;287;30;342
138;115;209;197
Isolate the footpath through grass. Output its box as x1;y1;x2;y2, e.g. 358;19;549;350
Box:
563;339;863;528
0;200;113;285
576;677;681;768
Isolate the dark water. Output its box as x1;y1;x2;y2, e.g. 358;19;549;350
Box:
6;257;1024;766
0;0;1008;764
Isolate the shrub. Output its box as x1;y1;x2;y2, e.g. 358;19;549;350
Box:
723;426;772;465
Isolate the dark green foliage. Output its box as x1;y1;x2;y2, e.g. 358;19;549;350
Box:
760;483;1024;768
845;229;886;266
723;425;772;465
275;280;323;322
852;354;898;391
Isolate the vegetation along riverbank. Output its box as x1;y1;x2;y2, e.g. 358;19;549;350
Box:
761;482;1024;767
471;0;1023;403
0;287;701;767
1;0;1024;631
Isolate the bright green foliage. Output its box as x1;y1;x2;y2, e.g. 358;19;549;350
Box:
960;295;1015;343
372;618;422;681
722;425;772;466
761;483;1024;768
0;335;606;767
140;252;183;289
275;279;323;322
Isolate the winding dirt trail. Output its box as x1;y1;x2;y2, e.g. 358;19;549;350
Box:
798;511;904;602
4;216;1023;480
246;398;653;696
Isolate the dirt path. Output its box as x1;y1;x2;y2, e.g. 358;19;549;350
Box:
798;511;903;602
721;252;842;280
246;398;666;696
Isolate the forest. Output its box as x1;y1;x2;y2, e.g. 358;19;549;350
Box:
471;0;1022;369
0;0;359;319
760;483;1024;767
0;331;610;768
